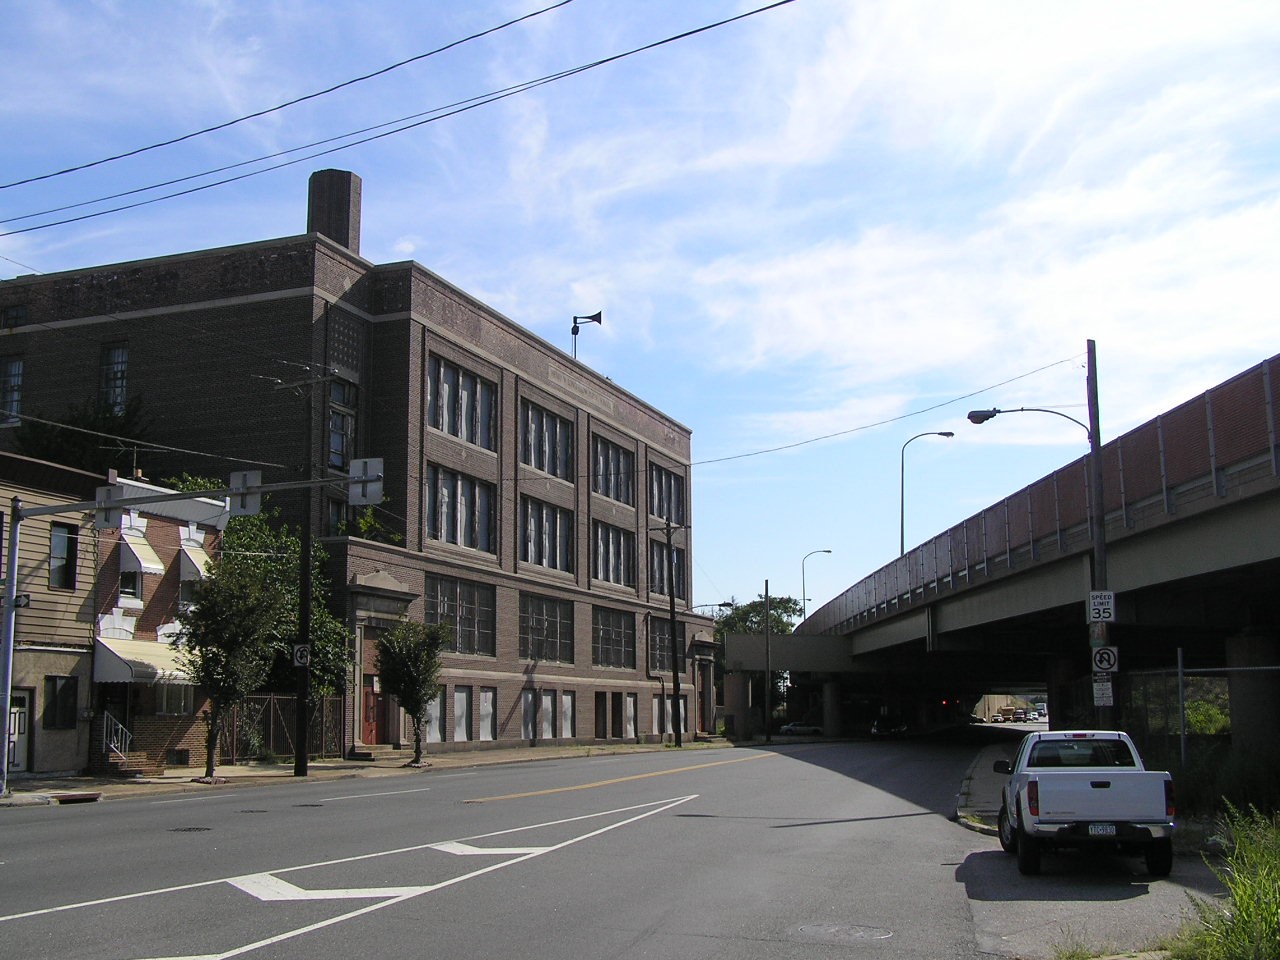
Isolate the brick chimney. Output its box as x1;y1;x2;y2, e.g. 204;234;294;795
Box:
307;169;362;255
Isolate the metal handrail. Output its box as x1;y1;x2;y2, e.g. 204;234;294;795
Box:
102;712;132;759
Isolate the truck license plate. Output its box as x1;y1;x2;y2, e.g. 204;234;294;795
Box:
1088;823;1117;837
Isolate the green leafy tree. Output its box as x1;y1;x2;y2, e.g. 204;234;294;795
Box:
13;396;152;475
177;524;286;779
165;475;352;698
374;619;447;766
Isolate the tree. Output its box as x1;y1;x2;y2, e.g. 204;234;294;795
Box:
374;619;447;766
177;525;286;780
171;476;353;777
165;475;352;698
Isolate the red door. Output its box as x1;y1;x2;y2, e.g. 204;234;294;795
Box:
362;677;387;744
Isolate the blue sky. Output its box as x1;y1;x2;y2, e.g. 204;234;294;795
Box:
2;0;1278;617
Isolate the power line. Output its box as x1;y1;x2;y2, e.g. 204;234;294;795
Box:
0;0;579;192
0;0;798;239
691;353;1085;466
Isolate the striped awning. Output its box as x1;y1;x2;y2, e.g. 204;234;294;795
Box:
95;638;187;684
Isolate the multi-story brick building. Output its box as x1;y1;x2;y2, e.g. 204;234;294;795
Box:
0;170;714;759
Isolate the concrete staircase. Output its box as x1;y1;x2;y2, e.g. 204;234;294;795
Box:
347;744;406;762
92;751;167;778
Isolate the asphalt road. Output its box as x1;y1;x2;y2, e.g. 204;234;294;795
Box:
0;732;1219;960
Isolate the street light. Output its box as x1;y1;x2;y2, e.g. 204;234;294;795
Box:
801;549;832;620
899;432;954;555
968;340;1110;721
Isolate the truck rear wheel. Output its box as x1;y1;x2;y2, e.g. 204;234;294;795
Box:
1016;828;1041;875
1145;838;1173;877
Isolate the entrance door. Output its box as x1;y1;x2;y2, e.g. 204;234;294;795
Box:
8;689;31;772
362;676;386;744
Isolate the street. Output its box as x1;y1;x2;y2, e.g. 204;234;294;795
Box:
0;733;1219;959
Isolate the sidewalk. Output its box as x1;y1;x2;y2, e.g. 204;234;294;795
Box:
1;739;728;807
954;740;1014;836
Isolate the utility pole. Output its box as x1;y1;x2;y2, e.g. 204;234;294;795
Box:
1085;339;1113;728
763;580;772;744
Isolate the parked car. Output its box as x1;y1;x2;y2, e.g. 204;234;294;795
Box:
779;722;823;736
870;715;908;737
994;730;1176;876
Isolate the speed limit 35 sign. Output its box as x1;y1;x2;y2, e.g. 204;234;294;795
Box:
1089;590;1116;623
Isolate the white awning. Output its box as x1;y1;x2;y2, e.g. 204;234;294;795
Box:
95;637;188;684
178;542;212;580
120;531;164;575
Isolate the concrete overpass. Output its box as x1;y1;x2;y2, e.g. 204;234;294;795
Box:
726;353;1280;759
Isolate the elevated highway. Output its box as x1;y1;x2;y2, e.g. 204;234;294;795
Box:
728;354;1280;754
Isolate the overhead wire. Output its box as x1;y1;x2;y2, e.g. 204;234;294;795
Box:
0;0;798;239
0;0;580;192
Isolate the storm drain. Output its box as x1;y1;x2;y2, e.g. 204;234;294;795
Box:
293;803;324;808
794;923;893;945
239;809;269;814
169;826;211;833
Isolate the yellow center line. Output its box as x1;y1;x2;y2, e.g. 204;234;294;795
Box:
465;752;774;803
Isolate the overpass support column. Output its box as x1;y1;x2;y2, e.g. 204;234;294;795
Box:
1047;657;1079;731
1226;628;1280;768
821;681;841;737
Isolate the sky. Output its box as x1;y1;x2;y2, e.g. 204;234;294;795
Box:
2;0;1278;619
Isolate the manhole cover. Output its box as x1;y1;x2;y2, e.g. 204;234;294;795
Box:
795;923;893;945
169;826;211;833
239;809;269;814
293;803;324;808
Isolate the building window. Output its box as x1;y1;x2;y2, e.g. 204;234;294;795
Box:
99;343;128;415
326;498;348;536
649;540;687;599
520;496;574;573
520;399;574;481
427;356;496;451
50;522;78;589
425;466;496;554
1;304;28;328
425;575;496;656
591;521;636;587
592;435;634;505
328;379;357;469
0;356;21;423
650;464;686;524
650;618;687;673
119;569;141;599
179;578;197;608
519;593;574;663
156;683;195;716
42;676;78;729
592;606;636;669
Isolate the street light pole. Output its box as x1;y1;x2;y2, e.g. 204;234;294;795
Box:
763;579;772;744
664;516;683;747
967;339;1110;722
900;432;954;555
801;549;832;621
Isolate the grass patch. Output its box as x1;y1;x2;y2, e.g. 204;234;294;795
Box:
1164;803;1280;960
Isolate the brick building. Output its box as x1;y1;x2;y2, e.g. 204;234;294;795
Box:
0;170;714;759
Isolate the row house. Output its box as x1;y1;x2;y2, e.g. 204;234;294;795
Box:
1;453;225;775
0;170;715;761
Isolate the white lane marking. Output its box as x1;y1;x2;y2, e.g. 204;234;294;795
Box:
151;793;243;805
229;875;428;901
429;841;548;856
317;786;432;801
135;794;699;960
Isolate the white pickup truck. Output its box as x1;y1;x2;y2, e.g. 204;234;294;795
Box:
993;730;1175;876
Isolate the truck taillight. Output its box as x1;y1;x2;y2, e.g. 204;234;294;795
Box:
1027;780;1039;817
1165;780;1176;819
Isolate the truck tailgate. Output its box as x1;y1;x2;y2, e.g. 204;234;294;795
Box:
1034;770;1168;822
